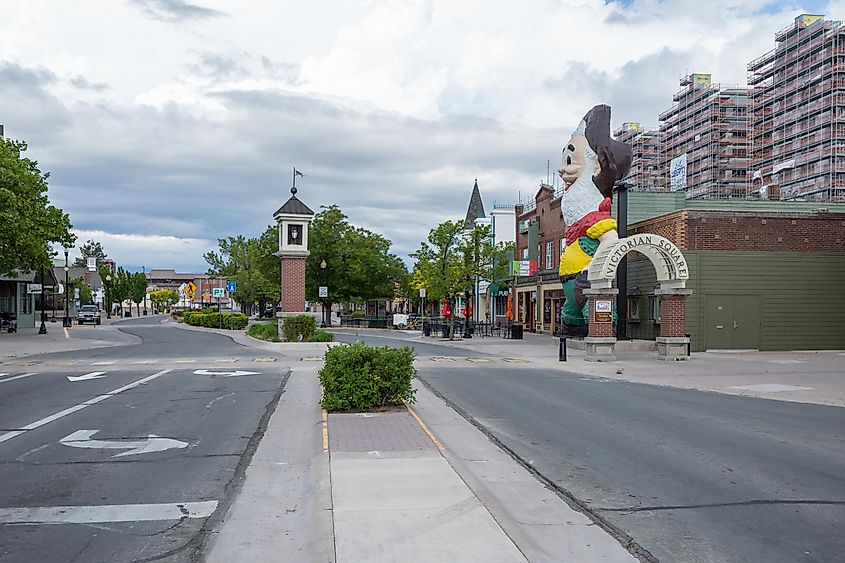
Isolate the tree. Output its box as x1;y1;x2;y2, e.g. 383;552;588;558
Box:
204;226;280;316
109;267;131;316
73;240;108;268
69;277;93;305
150;289;178;312
128;272;148;317
307;205;407;318
0;138;75;276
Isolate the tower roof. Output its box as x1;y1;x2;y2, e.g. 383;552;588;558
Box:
464;179;486;225
274;194;314;217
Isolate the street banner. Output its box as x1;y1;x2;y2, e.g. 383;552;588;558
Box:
511;260;538;276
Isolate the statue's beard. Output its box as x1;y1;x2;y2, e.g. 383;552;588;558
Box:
561;161;605;227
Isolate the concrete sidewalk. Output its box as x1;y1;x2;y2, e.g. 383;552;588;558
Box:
203;363;639;563
0;316;138;361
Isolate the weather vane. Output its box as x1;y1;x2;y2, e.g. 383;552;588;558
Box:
291;167;304;195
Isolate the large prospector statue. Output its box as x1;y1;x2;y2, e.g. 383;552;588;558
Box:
558;105;632;337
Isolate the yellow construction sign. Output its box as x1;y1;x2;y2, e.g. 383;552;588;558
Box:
185;282;197;300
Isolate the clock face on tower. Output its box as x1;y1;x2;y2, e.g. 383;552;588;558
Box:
287;223;303;246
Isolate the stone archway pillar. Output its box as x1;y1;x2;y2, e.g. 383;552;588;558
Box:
655;286;692;361
583;287;617;362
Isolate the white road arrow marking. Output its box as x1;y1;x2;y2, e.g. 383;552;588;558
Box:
193;369;260;377
67;371;106;382
60;429;188;457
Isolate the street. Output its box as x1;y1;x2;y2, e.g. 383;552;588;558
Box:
334;331;845;563
0;317;288;562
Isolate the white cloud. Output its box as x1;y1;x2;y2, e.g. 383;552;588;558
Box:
68;230;216;274
1;0;835;271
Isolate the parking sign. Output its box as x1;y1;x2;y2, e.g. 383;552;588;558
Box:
227;281;236;292
212;287;225;298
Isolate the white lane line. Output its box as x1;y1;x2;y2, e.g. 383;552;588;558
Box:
0;373;37;384
0;501;218;524
67;372;107;382
132;360;158;365
0;369;173;444
63;327;69;339
91;361;115;366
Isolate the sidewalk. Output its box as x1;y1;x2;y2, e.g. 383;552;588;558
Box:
0;315;137;361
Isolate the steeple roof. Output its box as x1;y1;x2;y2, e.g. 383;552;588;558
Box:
464;179;486;225
274;194;314;217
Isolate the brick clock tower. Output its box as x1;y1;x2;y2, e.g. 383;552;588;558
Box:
273;182;314;329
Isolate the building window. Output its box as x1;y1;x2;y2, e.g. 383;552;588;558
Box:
560;238;566;257
546;241;554;269
20;284;32;314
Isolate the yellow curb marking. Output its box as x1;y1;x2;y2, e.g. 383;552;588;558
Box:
466;358;491;363
10;361;38;366
322;409;329;452
214;358;238;363
502;357;530;363
63;328;69;339
254;357;277;362
406;404;444;451
430;357;456;363
301;357;322;362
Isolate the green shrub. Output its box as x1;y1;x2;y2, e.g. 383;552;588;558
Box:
282;315;317;342
308;330;335;342
247;322;280;342
183;311;248;330
351;310;366;319
319;342;416;412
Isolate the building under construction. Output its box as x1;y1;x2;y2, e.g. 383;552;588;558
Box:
748;14;845;202
658;73;749;199
613;122;664;191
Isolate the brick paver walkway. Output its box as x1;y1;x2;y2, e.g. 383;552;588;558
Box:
328;411;436;452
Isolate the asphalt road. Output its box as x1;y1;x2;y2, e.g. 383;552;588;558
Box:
339;331;845;563
0;316;289;562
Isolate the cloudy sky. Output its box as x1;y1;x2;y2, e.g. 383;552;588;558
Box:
0;0;835;272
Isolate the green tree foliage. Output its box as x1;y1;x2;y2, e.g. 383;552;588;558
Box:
149;289;178;311
308;205;407;314
129;272;148;316
72;240;108;268
204;226;280;315
409;219;465;302
108;267;131;315
69;277;93;305
0;138;75;276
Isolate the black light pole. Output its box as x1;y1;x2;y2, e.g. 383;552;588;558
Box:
38;264;47;334
106;274;112;319
63;250;71;327
320;259;327;328
142;266;148;315
616;182;629;340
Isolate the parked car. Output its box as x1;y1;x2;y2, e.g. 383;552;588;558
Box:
77;305;101;325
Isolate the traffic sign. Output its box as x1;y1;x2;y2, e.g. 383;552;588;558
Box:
227;281;236;292
419;288;426;298
212;287;225;298
319;286;328;298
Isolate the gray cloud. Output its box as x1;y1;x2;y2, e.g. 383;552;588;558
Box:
69;75;110;91
129;0;226;22
187;53;248;80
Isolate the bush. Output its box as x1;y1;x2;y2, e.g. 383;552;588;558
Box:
308;329;335;342
319;342;416;412
247;322;279;342
282;315;316;342
351;310;366;319
183;311;248;330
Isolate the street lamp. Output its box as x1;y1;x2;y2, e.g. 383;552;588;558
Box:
142;266;148;316
105;274;112;319
63;250;71;327
38;264;47;334
320;259;327;328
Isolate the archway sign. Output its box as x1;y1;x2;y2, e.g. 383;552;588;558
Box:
584;234;692;362
588;234;688;289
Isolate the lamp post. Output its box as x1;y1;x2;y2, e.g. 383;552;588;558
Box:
320;259;327;328
106;274;112;319
63;250;71;327
38;264;47;334
142;266;148;316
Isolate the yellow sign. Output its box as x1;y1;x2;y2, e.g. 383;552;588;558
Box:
798;14;824;28
185;282;197;300
693;73;712;88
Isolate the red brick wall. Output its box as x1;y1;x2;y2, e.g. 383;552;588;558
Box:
630;211;845;253
516;185;566;270
687;212;845;252
280;257;306;312
659;295;687;338
588;296;615;337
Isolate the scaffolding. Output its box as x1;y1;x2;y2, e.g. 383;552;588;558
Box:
614;122;665;191
748;14;845;201
658;74;750;200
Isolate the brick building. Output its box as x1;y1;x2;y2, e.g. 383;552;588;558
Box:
513;188;845;349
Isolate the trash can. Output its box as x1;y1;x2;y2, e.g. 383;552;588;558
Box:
510;323;523;340
423;320;430;336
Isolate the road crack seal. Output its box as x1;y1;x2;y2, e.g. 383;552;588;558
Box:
598;499;845;513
